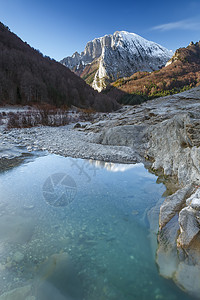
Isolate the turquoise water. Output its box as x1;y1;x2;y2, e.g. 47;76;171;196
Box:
0;154;195;300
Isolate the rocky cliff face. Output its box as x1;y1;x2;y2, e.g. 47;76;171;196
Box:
166;40;200;66
61;31;172;91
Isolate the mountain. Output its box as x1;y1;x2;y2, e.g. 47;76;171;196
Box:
60;31;173;91
0;22;119;112
104;40;200;105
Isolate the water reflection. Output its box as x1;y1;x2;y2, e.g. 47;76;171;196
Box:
88;160;143;173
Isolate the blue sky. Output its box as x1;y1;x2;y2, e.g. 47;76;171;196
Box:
0;0;200;61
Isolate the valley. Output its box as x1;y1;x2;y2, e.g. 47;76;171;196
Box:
0;12;200;300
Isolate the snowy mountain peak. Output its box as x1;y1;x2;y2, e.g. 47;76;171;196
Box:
115;30;141;39
60;31;173;91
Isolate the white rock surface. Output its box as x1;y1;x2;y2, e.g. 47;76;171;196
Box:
159;185;194;229
61;31;172;91
177;206;200;247
186;188;200;210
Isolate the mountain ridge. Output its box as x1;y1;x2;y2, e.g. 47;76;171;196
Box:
61;31;173;91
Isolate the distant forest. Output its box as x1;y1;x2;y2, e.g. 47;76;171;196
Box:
0;23;118;112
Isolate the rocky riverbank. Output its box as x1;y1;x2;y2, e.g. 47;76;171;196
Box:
1;86;200;297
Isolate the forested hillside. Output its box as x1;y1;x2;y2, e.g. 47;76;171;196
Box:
0;23;119;112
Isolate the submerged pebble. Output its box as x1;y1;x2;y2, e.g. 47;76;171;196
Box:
13;252;24;263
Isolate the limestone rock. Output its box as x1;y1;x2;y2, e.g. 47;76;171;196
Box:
186;188;200;210
175;262;200;298
177;207;200;247
156;217;179;278
159;185;194;229
147;113;200;185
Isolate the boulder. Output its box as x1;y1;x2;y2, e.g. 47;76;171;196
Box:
159;184;194;229
177;207;200;247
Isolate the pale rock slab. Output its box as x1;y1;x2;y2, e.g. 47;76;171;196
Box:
159;185;194;229
177;206;200;247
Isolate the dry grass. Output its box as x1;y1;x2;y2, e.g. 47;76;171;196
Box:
6;106;70;129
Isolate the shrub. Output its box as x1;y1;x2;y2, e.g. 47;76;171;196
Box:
7;112;21;129
0;113;4;125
